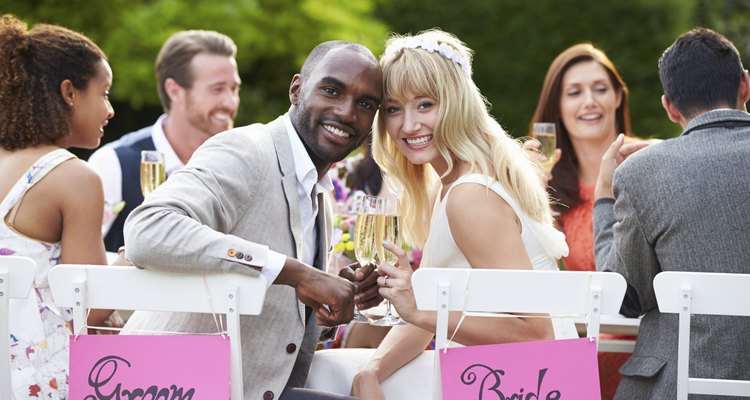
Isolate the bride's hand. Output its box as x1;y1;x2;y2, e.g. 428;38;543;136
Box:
377;240;418;321
351;369;386;400
523;138;561;184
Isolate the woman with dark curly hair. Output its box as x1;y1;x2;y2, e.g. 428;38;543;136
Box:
0;14;115;398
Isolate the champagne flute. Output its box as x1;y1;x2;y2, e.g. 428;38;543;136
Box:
532;122;557;170
371;197;405;326
140;150;166;197
351;195;380;322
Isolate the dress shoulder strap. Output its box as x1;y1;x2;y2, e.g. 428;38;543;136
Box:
446;173;569;259
2;149;76;224
444;173;522;214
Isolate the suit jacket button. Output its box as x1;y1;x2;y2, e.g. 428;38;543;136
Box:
227;248;236;257
244;254;253;262
235;251;244;259
286;343;297;354
263;391;274;400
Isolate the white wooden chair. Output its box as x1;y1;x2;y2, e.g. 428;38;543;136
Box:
411;268;627;400
48;264;267;400
654;271;750;399
0;256;36;400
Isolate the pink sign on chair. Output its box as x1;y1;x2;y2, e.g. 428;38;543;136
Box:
440;337;600;400
69;335;230;399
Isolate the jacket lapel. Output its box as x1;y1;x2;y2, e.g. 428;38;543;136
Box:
271;118;304;259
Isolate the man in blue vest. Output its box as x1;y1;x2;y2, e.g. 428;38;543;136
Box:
89;30;241;252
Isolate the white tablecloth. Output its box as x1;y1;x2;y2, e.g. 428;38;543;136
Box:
306;348;435;400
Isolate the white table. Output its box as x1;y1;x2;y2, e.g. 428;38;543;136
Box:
573;314;640;353
306;348;434;399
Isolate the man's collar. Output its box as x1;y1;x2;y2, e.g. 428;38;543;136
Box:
282;114;333;195
152;114;184;175
682;108;750;136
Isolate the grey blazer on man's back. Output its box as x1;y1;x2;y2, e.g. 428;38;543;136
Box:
594;109;750;399
124;115;331;399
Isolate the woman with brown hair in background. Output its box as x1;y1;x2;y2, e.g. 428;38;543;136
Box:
529;42;635;399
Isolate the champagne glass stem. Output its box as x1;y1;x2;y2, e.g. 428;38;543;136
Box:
351;262;371;322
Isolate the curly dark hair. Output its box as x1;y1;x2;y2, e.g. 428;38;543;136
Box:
0;14;106;150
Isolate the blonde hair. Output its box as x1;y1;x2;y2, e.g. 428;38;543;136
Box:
373;29;554;246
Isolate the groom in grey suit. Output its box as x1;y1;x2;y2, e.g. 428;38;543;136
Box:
593;28;750;399
123;41;383;399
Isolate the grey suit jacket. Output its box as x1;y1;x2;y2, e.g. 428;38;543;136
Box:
594;109;750;399
123;115;331;399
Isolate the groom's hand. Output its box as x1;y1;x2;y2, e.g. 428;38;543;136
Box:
339;262;383;310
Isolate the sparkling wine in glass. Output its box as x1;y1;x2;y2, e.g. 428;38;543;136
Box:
371;197;405;326
351;195;380;322
533;122;557;170
140;150;166;197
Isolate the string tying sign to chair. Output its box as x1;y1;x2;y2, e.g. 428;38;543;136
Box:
440;337;599;399
48;264;267;400
411;268;626;400
70;334;229;399
68;275;231;399
437;277;600;399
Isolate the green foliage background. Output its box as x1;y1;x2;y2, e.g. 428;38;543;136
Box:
3;0;749;159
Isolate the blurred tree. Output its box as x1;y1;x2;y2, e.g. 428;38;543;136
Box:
5;0;750;149
693;0;750;66
376;0;692;139
102;0;387;122
2;0;387;157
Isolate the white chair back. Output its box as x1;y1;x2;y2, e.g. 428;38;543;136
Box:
412;268;627;400
48;264;266;400
0;256;36;400
654;271;750;399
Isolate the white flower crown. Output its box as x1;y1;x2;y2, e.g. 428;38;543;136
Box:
384;36;472;77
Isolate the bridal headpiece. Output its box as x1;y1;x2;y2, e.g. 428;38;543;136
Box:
384;36;472;78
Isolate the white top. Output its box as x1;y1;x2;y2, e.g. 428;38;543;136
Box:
421;173;568;269
261;115;334;284
420;173;576;339
261;114;333;286
283;114;334;265
88;114;184;235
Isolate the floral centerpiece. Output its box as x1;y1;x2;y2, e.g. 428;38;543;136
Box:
331;212;357;262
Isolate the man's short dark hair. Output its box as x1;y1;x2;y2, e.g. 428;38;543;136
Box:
659;28;744;118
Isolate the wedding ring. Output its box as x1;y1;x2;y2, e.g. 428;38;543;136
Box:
384;276;389;287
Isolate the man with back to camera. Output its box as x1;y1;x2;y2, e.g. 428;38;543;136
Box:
594;28;750;398
123;40;384;399
89;29;241;252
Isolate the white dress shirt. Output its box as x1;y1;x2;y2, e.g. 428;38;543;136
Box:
262;114;333;284
88;114;184;235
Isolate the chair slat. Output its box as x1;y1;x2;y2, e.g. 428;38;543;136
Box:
654;271;750;399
